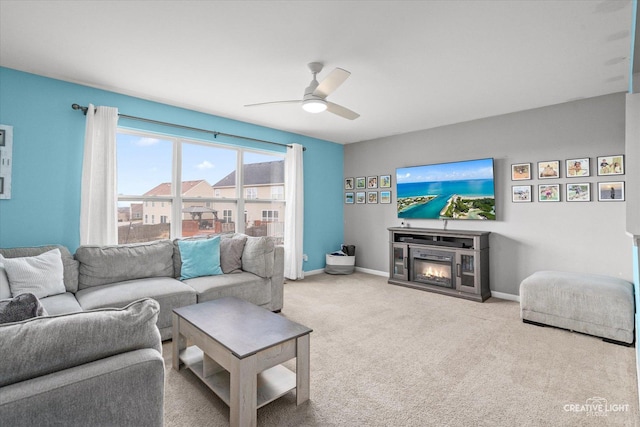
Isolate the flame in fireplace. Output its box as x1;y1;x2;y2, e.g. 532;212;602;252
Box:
424;266;448;278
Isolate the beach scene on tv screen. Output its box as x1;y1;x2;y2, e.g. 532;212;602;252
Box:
396;158;496;220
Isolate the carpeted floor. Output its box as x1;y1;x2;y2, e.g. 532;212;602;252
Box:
163;272;639;426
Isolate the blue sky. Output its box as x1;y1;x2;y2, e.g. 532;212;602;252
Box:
116;133;282;195
396;158;494;184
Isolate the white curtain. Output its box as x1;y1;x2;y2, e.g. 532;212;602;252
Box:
284;143;304;280
80;104;119;246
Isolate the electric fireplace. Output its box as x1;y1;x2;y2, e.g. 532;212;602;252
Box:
410;248;454;289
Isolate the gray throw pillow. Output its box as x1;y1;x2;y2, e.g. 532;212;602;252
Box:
0;293;47;324
220;236;247;273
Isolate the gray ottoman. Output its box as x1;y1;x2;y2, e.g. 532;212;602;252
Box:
520;271;635;345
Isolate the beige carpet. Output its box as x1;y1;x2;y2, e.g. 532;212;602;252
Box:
163;272;639;426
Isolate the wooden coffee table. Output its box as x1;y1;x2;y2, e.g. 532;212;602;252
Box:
172;297;312;427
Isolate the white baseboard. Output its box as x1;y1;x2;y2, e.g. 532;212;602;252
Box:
490;291;519;302
302;268;325;277
354;267;388;277
302;268;520;302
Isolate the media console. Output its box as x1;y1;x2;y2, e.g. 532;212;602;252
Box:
388;227;490;302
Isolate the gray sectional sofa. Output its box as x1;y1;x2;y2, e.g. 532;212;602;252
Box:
0;233;284;426
0;233;284;340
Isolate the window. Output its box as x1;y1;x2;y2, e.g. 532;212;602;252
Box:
271;186;284;200
261;210;279;222
245;188;258;200
116;129;285;244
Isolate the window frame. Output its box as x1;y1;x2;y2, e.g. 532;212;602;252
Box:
116;128;285;241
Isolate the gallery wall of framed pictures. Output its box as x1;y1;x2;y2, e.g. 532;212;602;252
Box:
510;154;625;203
344;174;391;204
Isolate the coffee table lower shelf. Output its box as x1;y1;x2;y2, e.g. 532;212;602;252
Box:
179;345;297;409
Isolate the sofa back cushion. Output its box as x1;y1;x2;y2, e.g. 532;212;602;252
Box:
242;236;275;278
75;240;174;289
0;245;79;293
0;298;161;387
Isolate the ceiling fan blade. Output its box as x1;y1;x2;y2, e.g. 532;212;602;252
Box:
244;100;301;107
313;68;350;98
326;101;360;120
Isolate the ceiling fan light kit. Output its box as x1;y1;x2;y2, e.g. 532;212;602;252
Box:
302;98;327;113
245;62;360;120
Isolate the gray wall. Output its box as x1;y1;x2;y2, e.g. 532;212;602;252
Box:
344;93;631;296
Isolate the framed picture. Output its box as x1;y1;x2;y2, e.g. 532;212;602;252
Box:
597;155;624;176
345;192;354;204
566;183;590;202
511;163;531;181
355;191;366;204
538;161;560;179
512;185;532;202
538;184;560;202
565;158;590;178
380;190;391;204
367;176;378;189
344;177;354;190
598;181;625;201
355;177;366;189
379;175;391;188
367;191;378;203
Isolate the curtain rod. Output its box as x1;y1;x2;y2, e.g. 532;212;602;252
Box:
70;104;305;151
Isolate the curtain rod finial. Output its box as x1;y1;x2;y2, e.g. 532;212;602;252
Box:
71;103;89;115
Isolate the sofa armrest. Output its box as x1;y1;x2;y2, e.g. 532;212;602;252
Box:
269;245;284;311
0;349;164;427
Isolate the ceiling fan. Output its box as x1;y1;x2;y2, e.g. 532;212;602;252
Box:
244;62;360;120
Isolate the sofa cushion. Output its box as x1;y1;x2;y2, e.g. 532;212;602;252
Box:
0;245;79;293
220;235;247;274
75;240;174;289
184;272;271;307
0;266;10;299
178;236;222;280
39;292;83;316
0;298;161;387
0;249;66;298
0;293;47;324
75;277;197;331
241;236;275;278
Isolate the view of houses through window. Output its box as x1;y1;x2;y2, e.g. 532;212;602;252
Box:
116;129;285;244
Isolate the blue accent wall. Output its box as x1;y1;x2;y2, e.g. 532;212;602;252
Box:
0;67;343;271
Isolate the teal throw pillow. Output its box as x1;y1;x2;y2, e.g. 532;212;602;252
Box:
178;237;223;280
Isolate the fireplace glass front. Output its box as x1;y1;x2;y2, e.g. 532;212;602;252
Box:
410;248;455;289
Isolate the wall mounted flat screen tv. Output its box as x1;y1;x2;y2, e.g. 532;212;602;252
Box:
396;158;495;220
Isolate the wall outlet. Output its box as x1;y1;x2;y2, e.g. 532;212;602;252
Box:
302;254;308;261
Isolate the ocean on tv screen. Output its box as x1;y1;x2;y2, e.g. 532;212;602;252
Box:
396;159;495;220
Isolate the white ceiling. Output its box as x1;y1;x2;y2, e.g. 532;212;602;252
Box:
0;1;635;144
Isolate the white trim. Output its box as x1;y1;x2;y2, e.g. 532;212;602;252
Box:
355;267;388;277
490;291;520;302
302;268;325;276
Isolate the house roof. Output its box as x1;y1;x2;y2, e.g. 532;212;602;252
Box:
143;180;208;196
213;160;284;188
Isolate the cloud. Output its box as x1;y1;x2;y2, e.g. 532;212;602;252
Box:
196;160;214;170
136;137;160;146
